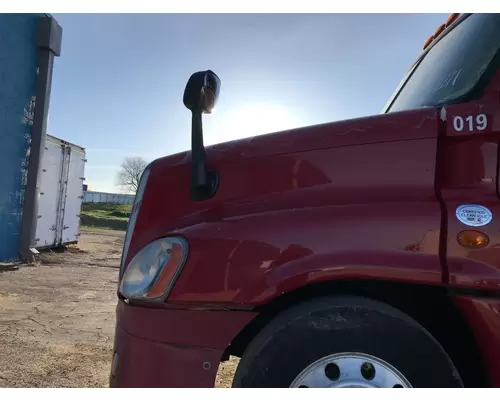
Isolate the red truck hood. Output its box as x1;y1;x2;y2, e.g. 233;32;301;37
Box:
157;108;438;166
127;107;440;263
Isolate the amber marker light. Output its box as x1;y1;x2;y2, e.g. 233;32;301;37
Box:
457;230;489;249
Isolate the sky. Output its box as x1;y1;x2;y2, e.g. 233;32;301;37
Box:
47;13;447;193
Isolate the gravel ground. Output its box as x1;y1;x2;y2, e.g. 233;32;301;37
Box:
0;228;236;387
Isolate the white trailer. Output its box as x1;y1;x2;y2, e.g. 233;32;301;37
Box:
35;135;86;249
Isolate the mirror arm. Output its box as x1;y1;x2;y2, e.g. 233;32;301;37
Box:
190;110;219;201
191;111;207;186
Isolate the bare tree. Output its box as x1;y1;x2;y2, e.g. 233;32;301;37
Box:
117;156;148;193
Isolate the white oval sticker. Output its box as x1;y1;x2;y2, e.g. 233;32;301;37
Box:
456;204;492;227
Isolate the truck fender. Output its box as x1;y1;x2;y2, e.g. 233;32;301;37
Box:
250;250;443;304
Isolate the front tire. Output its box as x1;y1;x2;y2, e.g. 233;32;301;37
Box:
233;295;462;388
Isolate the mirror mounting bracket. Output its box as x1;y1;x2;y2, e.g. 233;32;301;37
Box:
190;108;219;201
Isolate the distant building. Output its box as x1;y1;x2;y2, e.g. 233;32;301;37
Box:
83;190;135;205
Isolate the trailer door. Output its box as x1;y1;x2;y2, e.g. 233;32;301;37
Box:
61;145;85;245
35;137;63;248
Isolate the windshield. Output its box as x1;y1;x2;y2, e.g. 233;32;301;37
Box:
386;14;500;113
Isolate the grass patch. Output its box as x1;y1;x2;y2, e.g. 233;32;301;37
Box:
80;203;132;231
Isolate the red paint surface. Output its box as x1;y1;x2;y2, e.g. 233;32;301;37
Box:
110;325;222;388
110;300;256;388
128;108;443;307
453;296;500;387
439;97;500;290
116;300;256;349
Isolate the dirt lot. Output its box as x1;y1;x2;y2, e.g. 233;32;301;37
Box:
0;228;237;387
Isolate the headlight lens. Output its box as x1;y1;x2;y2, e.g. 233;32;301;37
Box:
119;236;188;300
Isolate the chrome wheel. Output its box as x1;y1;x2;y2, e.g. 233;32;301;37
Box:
290;352;412;388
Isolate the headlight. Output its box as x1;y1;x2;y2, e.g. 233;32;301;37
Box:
119;236;188;300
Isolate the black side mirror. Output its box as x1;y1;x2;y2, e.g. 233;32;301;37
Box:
183;70;220;114
183;70;221;201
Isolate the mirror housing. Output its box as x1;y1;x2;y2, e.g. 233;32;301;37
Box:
183;70;220;114
183;70;221;201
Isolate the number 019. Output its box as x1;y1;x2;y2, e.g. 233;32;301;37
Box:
453;114;488;132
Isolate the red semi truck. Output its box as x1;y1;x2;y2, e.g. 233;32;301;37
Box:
110;13;500;388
